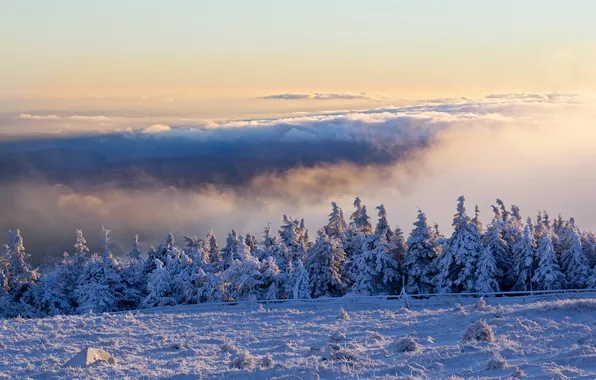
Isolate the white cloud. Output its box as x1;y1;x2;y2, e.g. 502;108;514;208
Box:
261;92;383;100
68;115;113;122
17;113;61;120
142;123;172;134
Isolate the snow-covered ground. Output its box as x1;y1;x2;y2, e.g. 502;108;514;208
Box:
3;294;596;379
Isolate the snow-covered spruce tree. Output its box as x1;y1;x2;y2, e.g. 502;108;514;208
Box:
351;233;399;295
342;197;372;286
2;230;39;317
205;230;222;267
33;256;72;317
72;229;90;269
260;256;281;300
500;203;524;289
196;270;227;302
165;243;195;305
143;259;177;308
531;229;565;291
5;230;39;291
263;233;288;272
305;229;347;298
279;215;308;263
389;225;407;270
245;234;257;256
375;204;393;241
581;231;596;268
292;258;311;299
221;229;241;270
482;213;508;289
127;234;143;265
142;246;161;277
475;244;501;294
183;235;206;263
534;211;545;241
560;218;591;289
403;209;439;294
119;234;145;310
435;197;482;293
325;202;348;240
511;219;537;291
350;197;373;235
552;214;568;260
75;227;125;313
223;235;263;301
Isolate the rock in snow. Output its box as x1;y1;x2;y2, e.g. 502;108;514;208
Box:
65;347;116;367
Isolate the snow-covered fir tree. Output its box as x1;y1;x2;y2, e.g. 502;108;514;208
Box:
350;197;373;235
292;259;311;299
482;213;509;289
435;196;482;293
5;230;38;291
221;229;241;270
389;225;407;271
279;215;307;263
127;234;143;265
351;233;399;295
325;202;347;240
245;233;257;255
403;209;439;294
532;229;565;291
305;229;347;298
560;218;591;289
581;231;596;268
33;255;72;317
143;259;176;308
475;244;501;294
260;256;281;300
75;228;125;313
205;230;222;265
223;236;263;301
511;219;537;291
375;204;393;241
72;229;90;269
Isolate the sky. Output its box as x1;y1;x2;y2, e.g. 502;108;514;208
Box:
1;1;596;258
1;0;596;101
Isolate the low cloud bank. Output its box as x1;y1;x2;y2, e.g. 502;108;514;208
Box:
0;93;587;259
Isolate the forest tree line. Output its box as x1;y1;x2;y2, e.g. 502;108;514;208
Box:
2;196;596;318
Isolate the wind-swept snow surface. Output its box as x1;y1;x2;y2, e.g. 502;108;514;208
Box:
2;295;596;379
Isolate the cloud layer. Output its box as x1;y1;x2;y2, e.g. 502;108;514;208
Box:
0;92;588;260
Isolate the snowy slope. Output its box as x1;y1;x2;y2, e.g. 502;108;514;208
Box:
2;295;596;379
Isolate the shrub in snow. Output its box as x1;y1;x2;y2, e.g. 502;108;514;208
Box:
332;349;360;362
367;331;385;343
453;303;468;316
462;320;495;343
486;353;507;370
220;339;239;354
509;366;527;378
260;353;275;368
475;297;487;311
230;349;257;369
390;336;420;353
337;307;350;321
329;330;347;343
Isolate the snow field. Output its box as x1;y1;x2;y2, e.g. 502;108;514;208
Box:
2;295;596;379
